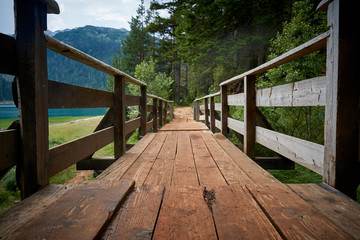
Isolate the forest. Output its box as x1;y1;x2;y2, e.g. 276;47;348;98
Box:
112;0;326;147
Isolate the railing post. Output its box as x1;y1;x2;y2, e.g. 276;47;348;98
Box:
204;98;209;127
244;75;256;159
221;85;228;136
140;85;147;137
159;100;163;127
169;102;173;121
163;102;168;124
323;0;360;199
15;0;49;199
114;75;126;159
210;96;215;133
194;101;200;121
152;98;158;132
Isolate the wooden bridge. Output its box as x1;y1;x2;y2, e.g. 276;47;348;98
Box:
1;0;360;239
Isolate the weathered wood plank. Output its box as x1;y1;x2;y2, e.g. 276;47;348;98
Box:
244;75;256;158
212;133;279;184
190;133;227;187
212;185;282;239
247;183;352;239
121;133;167;187
288;183;360;239
11;180;135;240
49;127;114;177
255;126;324;175
125;94;140;107
210;96;215;132
15;0;50;197
144;133;177;186
125;117;141;135
101;186;164;239
323;0;360;198
172;132;199;186
153;186;217;240
201;133;253;185
48;80;113;108
0;33;17;75
227;117;245;135
0;184;74;239
221;31;329;86
0;129;19;179
221;85;228;136
114;75;126;159
97;133;156;181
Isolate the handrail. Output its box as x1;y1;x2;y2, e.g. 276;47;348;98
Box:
45;35;147;87
0;2;173;198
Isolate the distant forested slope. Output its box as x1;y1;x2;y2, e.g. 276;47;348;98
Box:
47;25;128;90
0;25;128;103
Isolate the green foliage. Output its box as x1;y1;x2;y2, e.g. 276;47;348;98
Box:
268;163;322;184
133;58;173;99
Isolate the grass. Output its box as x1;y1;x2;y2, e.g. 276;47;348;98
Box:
0;115;142;213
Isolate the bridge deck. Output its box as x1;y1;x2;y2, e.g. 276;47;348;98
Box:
1;107;359;239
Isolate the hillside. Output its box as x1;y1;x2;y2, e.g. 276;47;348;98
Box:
0;26;129;102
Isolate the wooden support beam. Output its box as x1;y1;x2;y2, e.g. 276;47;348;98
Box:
114;75;126;159
221;85;228;136
0;33;17;75
139;86;147;136
169;102;173;121
210;97;215;133
163;102;168;124
204;98;209;127
153;98;158;132
244;75;256;159
14;0;49;199
194;101;200;121
323;0;360;199
158;100;163;127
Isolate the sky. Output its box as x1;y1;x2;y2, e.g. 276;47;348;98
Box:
0;0;155;34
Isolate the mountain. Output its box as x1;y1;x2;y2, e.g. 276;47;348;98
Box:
47;25;129;90
1;26;129;103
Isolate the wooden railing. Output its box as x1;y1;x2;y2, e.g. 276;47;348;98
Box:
0;0;173;199
194;0;360;198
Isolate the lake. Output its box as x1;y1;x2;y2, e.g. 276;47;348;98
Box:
0;104;107;119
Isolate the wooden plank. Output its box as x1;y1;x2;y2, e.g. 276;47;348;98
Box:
101;186;164;239
11;180;135;240
221;85;228;136
152;98;158;132
153;186;217;240
48;80;113;108
323;0;360;198
212;185;282;239
247;183;352;239
220;31;330;86
288;183;360;239
255;126;324;175
114;75;126;159
97;133;156;181
0;33;17;75
172;132;199;186
45;35;146;87
144;133;177;186
158;100;163;127
204;98;209;127
0;129;19;178
124;94;140;107
256;77;326;107
125;117;141;135
15;0;50;198
228;92;245;106
49;127;114;177
244;75;256;158
227;117;245;135
201;133;253;185
210;96;215;132
212;133;279;184
190;133;227;187
121;133;167;187
0;184;74;239
140;86;147;136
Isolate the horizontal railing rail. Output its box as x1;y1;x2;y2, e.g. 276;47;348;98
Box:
0;1;173;198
